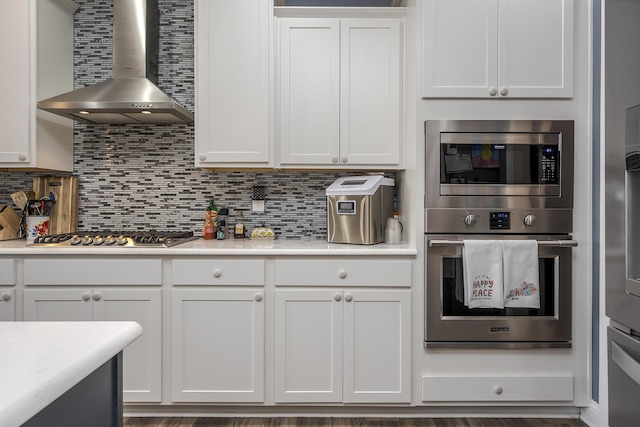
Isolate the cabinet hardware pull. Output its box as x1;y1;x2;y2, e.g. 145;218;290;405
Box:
334;293;342;302
331;156;339;163
92;293;101;301
344;293;353;302
338;270;347;279
82;292;91;301
500;87;509;96
340;156;348;163
1;292;10;302
489;87;498;96
494;385;503;395
254;293;263;302
213;269;222;278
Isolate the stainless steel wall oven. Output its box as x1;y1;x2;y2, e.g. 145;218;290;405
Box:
424;120;576;349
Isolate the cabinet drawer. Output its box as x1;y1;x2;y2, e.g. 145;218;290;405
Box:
275;259;411;287
23;259;162;285
421;375;573;402
0;259;16;285
172;259;265;286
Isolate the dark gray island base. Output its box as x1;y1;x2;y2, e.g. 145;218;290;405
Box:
24;352;123;427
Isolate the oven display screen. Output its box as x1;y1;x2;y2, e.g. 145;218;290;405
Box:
489;211;510;230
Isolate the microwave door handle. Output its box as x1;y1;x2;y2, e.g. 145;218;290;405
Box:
611;341;640;387
428;239;578;248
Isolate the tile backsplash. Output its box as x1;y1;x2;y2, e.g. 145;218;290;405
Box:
0;0;395;240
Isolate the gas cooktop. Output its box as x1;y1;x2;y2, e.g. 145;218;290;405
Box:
28;231;199;248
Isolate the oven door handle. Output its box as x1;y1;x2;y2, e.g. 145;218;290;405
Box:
428;239;578;248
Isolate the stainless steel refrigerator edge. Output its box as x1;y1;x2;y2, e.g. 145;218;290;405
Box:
605;1;640;425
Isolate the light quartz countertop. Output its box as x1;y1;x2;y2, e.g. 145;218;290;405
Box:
0;237;417;256
0;321;142;427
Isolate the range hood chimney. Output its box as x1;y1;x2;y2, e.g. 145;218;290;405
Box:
37;0;194;124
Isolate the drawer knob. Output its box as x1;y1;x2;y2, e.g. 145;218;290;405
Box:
494;385;503;395
254;293;263;302
334;293;342;302
1;292;10;302
82;292;91;301
489;87;498;96
500;87;509;96
338;270;347;279
92;292;102;301
213;269;222;278
344;293;353;302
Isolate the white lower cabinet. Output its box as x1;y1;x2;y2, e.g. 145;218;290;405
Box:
171;289;265;403
274;288;411;403
0;289;15;321
23;288;162;402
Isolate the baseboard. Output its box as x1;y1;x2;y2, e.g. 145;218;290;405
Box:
580;401;602;427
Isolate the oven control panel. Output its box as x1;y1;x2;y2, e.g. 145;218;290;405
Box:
489;211;511;230
425;208;573;234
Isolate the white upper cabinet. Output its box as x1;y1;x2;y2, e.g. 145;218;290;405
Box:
422;0;574;98
195;0;272;167
0;0;74;171
278;16;403;169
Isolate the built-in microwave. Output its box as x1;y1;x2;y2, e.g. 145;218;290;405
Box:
425;120;574;234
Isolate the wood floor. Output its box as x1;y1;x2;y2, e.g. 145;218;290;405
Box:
122;418;588;427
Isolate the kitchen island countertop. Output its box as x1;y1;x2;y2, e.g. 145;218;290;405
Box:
0;321;142;427
0;237;417;256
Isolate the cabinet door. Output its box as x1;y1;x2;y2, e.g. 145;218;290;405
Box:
195;0;271;166
497;0;573;98
92;289;162;403
0;0;30;164
171;289;264;403
343;289;411;403
278;18;341;165
274;289;343;403
0;289;15;321
23;289;93;321
340;18;401;166
422;0;498;98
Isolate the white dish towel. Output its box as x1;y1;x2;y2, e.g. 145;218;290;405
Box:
463;240;504;309
501;240;540;309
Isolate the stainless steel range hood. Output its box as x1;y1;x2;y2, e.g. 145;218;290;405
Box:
37;0;194;125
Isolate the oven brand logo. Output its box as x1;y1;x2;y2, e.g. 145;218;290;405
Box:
472;275;495;298
506;281;538;300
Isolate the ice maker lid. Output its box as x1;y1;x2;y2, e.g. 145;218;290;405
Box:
326;175;395;196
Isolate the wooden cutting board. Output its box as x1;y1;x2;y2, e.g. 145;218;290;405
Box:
0;206;21;240
33;176;79;234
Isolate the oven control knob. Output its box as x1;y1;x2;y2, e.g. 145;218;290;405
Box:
116;236;128;246
464;214;477;226
523;214;537;227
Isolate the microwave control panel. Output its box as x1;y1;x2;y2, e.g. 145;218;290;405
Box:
539;145;559;183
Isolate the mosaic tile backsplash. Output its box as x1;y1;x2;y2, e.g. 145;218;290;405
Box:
0;0;395;240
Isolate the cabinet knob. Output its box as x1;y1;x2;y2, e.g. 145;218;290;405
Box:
213;269;222;278
494;385;503;395
340;156;348;163
331;156;339;163
18;154;27;161
254;293;263;302
1;292;10;302
199;154;206;161
82;292;91;301
344;293;353;302
338;269;347;279
92;292;101;301
334;293;342;302
500;87;509;96
489;87;498;96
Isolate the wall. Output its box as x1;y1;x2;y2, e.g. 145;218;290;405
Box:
0;0;393;239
